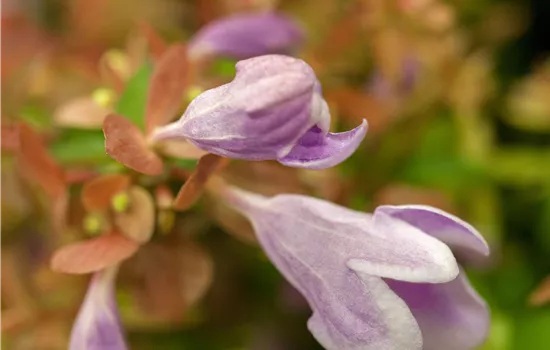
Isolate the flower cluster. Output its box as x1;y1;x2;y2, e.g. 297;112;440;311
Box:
54;11;490;350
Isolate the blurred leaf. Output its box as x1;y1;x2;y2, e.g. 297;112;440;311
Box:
51;232;139;274
50;129;109;164
1;124;19;152
529;275;550;306
53;97;110;129
488;148;550;186
212;58;237;77
514;309;550;349
19;104;51;131
373;183;455;213
171;158;200;171
116;62;153;130
81;173;131;212
103;114;164;175
126;242;213;324
115;186;155;244
17;123;66;199
173;154;227;211
137;21;168;60
145;44;189;134
99;53;125;94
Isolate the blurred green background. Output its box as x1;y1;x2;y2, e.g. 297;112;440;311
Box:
2;0;550;349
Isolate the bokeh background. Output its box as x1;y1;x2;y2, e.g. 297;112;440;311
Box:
2;0;550;349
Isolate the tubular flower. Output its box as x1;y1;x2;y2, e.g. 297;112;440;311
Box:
219;187;490;350
152;55;367;169
187;12;304;60
69;266;128;350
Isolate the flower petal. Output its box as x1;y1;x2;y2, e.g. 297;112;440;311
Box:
377;205;490;265
188;12;303;60
221;187;459;349
278;120;367;169
386;268;490;350
69;266;128;350
152;55;317;160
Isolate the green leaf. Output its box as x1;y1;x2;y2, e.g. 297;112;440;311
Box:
488;148;550;186
171;158;199;171
49;129;109;164
211;58;237;77
115;62;153;130
20;104;52;131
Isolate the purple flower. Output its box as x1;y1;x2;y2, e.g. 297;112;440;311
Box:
220;187;490;350
152;55;367;169
69;267;128;350
188;12;304;60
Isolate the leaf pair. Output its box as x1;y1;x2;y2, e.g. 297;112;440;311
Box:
51;174;156;274
103;44;204;176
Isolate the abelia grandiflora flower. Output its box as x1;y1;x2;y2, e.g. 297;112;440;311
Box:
152;55;368;169
69;266;127;350
216;185;490;350
187;12;304;60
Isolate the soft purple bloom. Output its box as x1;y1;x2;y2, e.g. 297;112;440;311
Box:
152;55;367;169
220;186;490;350
69;267;127;350
188;12;304;60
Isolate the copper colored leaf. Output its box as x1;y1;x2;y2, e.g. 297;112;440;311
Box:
50;232;139;274
130;242;213;322
103;114;164;175
137;21;168;60
1;124;19;152
53;97;110;129
17;123;66;199
114;186;155;244
173;154;227;211
529;275;550;306
145;44;190;134
81;173;131;211
179;242;214;306
65;169;97;184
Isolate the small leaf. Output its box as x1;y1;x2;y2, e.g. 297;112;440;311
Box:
50;232;139;274
173;154;227;211
137;21;168;60
145;44;190;134
156;139;208;160
529;276;550;306
81;174;131;212
1;124;19;152
99;53;125;93
103;114;164;175
17;123;66;199
49;129;110;164
116;62;153;129
114;186;155;244
53;97;111;129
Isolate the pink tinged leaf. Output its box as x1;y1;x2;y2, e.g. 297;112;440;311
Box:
137;21;168;60
16;123;66;199
53;97;111;129
530;275;550;306
145;44;190;135
103;114;164;175
173;154;228;211
81;174;131;212
1;124;19;152
50;232;139;274
114;186;156;244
